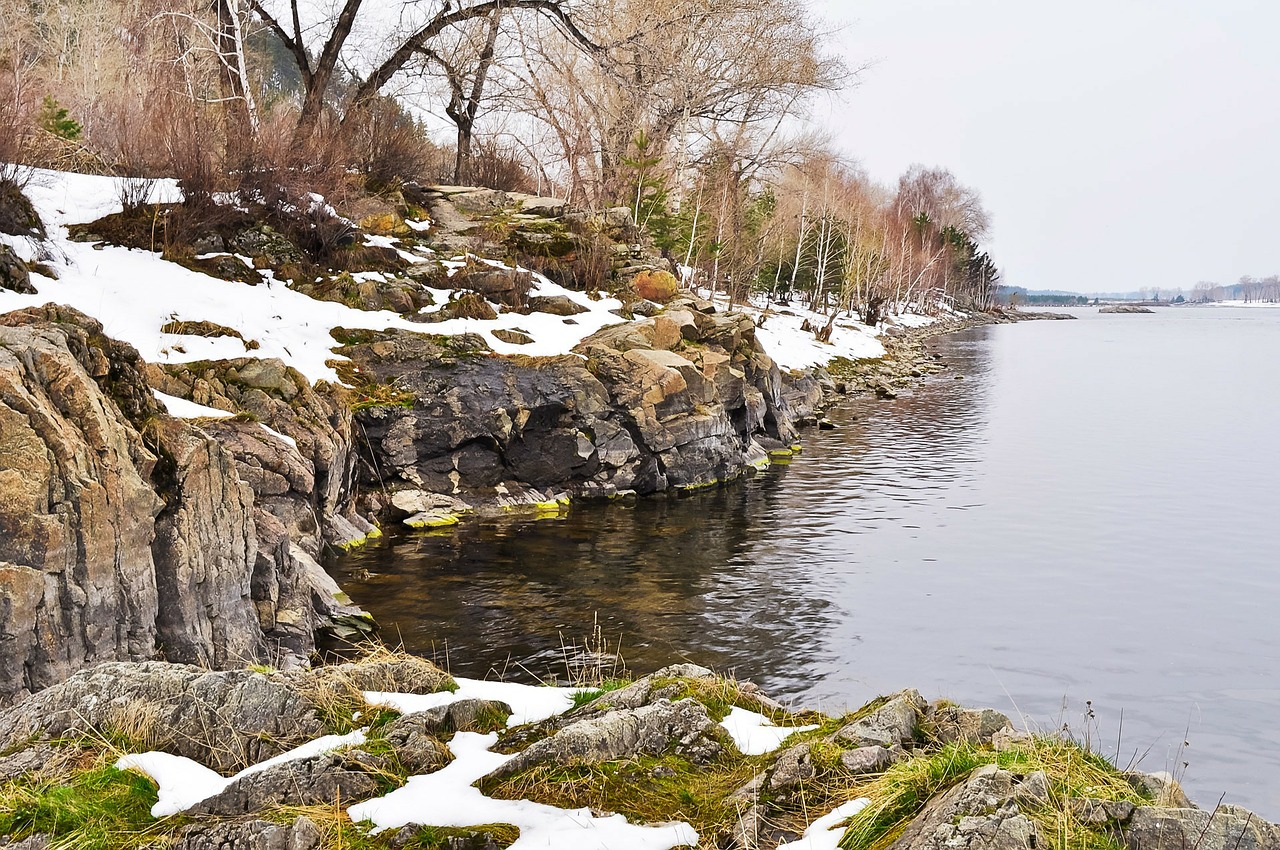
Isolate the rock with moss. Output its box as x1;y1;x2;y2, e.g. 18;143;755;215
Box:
888;764;1046;850
486;698;722;784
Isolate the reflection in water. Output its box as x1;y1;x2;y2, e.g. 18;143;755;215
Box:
331;309;1280;818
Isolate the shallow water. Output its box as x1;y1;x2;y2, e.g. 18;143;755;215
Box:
331;305;1280;816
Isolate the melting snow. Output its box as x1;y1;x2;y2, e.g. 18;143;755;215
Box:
348;732;698;850
152;390;233;420
775;799;872;850
718;706;819;756
364;676;584;728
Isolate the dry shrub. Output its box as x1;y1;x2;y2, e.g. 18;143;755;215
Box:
243;108;360;261
468;139;536;192
345;96;440;192
524;232;613;293
0;75;35;188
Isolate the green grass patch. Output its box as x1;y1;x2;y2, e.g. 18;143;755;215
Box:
484;752;760;843
569;678;630;711
837;737;1150;850
0;762;179;850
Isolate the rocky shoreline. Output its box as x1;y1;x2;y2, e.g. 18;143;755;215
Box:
0;655;1275;850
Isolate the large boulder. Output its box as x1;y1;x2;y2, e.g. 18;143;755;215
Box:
345;296;814;511
834;690;927;748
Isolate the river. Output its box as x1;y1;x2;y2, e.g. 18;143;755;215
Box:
329;304;1280;817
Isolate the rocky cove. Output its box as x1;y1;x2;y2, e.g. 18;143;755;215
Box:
1;174;1275;850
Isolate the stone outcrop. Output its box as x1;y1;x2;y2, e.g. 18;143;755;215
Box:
0;306;368;704
346;296;823;515
175;817;322;850
0;657;449;773
188;751;383;815
890;765;1046;850
484;697;722;783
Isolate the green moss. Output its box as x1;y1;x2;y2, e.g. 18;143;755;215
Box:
405;513;460;529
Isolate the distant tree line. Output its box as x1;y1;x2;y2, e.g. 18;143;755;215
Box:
1190;276;1280;303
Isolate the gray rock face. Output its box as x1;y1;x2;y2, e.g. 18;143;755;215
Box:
0;309;166;704
175;816;321;850
835;690;927;748
889;765;1045;850
188;751;381;815
485;698;721;782
148;417;265;669
0;662;326;772
0;307;371;703
1121;806;1280;850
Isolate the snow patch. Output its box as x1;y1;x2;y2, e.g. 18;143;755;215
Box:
718;707;818;756
365;677;584;728
152;390;234;420
775;799;872;850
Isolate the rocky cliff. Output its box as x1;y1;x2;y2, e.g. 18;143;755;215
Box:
0;306;365;706
344;294;825;525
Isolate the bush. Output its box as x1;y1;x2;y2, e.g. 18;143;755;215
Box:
39;96;82;140
346;96;440;193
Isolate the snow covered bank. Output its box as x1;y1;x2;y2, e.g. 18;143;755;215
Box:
0;169;628;383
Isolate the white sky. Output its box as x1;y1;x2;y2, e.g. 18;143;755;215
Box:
814;0;1280;293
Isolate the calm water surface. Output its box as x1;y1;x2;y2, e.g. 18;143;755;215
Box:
331;306;1280;816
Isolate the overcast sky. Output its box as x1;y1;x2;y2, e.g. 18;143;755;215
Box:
813;0;1280;294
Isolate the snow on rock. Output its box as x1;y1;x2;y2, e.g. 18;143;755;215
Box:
116;730;367;817
152;390;234;419
347;732;698;850
718;706;819;756
775;799;872;850
365;676;584;728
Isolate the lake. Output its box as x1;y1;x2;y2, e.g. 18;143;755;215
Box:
329;305;1280;817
